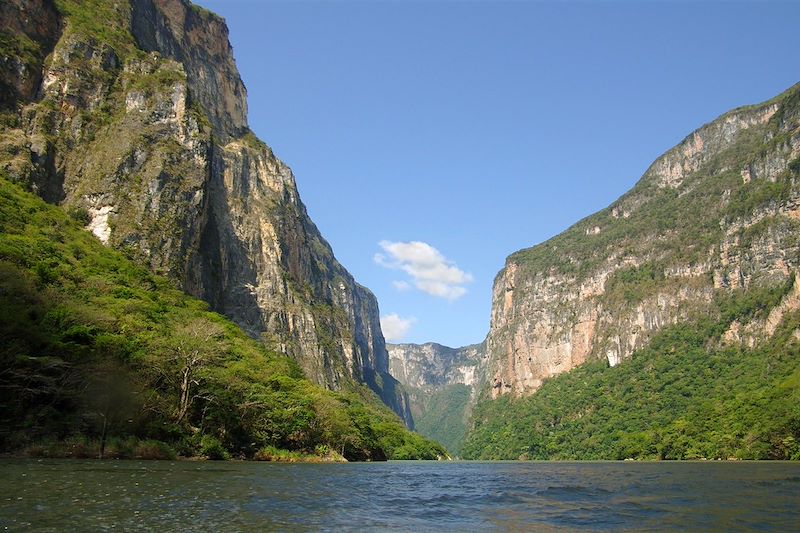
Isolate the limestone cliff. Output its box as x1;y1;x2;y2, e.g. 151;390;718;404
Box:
0;0;411;425
389;342;487;391
388;342;487;454
487;83;800;398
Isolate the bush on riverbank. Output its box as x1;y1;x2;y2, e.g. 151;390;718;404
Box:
254;444;347;463
199;436;230;460
24;436;177;460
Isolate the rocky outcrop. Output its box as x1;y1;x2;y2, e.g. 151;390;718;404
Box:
0;0;61;108
488;83;800;398
0;0;412;425
130;0;247;139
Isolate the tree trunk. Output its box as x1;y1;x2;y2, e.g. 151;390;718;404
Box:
99;410;108;459
177;366;191;423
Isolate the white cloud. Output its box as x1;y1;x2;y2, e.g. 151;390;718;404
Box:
380;313;416;342
415;280;467;300
375;240;472;301
392;280;412;291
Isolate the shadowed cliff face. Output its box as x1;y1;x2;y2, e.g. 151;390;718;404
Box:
486;84;800;398
0;0;412;426
0;0;61;108
130;0;247;139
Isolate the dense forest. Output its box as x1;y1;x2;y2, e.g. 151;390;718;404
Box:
0;176;446;461
411;384;472;456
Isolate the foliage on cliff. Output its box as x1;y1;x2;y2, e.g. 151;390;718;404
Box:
473;80;800;459
0;177;445;460
0;0;415;424
506;84;800;284
463;282;800;460
412;384;472;456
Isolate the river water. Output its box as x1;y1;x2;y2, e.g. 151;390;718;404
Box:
1;459;798;531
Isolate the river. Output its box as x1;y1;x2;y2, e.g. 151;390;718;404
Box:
1;459;798;531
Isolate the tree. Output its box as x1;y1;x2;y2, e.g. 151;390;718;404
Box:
150;318;227;425
80;358;141;458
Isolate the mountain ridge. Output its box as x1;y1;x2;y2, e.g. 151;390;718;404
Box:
487;81;800;397
463;80;800;459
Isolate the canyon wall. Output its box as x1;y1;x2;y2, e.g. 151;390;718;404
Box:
0;0;411;424
388;342;487;453
487;84;800;397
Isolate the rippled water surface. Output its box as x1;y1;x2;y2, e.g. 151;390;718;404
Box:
1;459;799;531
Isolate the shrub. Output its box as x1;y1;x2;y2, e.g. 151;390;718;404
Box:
67;206;91;226
199;435;229;460
134;439;177;460
254;445;300;462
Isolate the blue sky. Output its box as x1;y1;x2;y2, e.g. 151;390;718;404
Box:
196;0;799;348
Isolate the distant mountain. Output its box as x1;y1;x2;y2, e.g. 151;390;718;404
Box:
464;82;800;460
388;342;487;455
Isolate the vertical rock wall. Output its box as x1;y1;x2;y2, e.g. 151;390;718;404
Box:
486;84;800;398
0;0;412;426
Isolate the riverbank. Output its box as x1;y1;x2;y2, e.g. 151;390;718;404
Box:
5;436;349;463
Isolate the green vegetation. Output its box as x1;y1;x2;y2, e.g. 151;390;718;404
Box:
190;3;224;22
465;84;800;462
0;29;45;110
25;436;177;460
604;263;666;305
506;85;800;284
462;282;800;460
412;384;473;456
0;31;41;70
0;177;445;461
124;65;186;97
254;444;345;463
53;0;136;58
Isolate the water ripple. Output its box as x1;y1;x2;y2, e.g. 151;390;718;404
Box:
1;460;799;531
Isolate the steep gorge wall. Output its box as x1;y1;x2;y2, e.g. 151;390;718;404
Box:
487;84;800;398
0;0;411;424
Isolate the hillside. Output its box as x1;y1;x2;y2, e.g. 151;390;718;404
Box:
463;286;800;460
0;0;411;424
465;82;800;460
0;176;445;460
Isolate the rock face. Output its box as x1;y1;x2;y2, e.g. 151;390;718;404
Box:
388;342;487;454
130;0;247;139
389;342;487;390
487;83;800;398
0;0;411;425
0;0;61;108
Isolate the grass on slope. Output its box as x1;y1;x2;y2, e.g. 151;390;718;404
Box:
52;0;137;58
0;177;445;461
462;282;800;460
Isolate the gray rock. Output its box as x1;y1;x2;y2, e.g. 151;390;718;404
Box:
0;0;412;426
